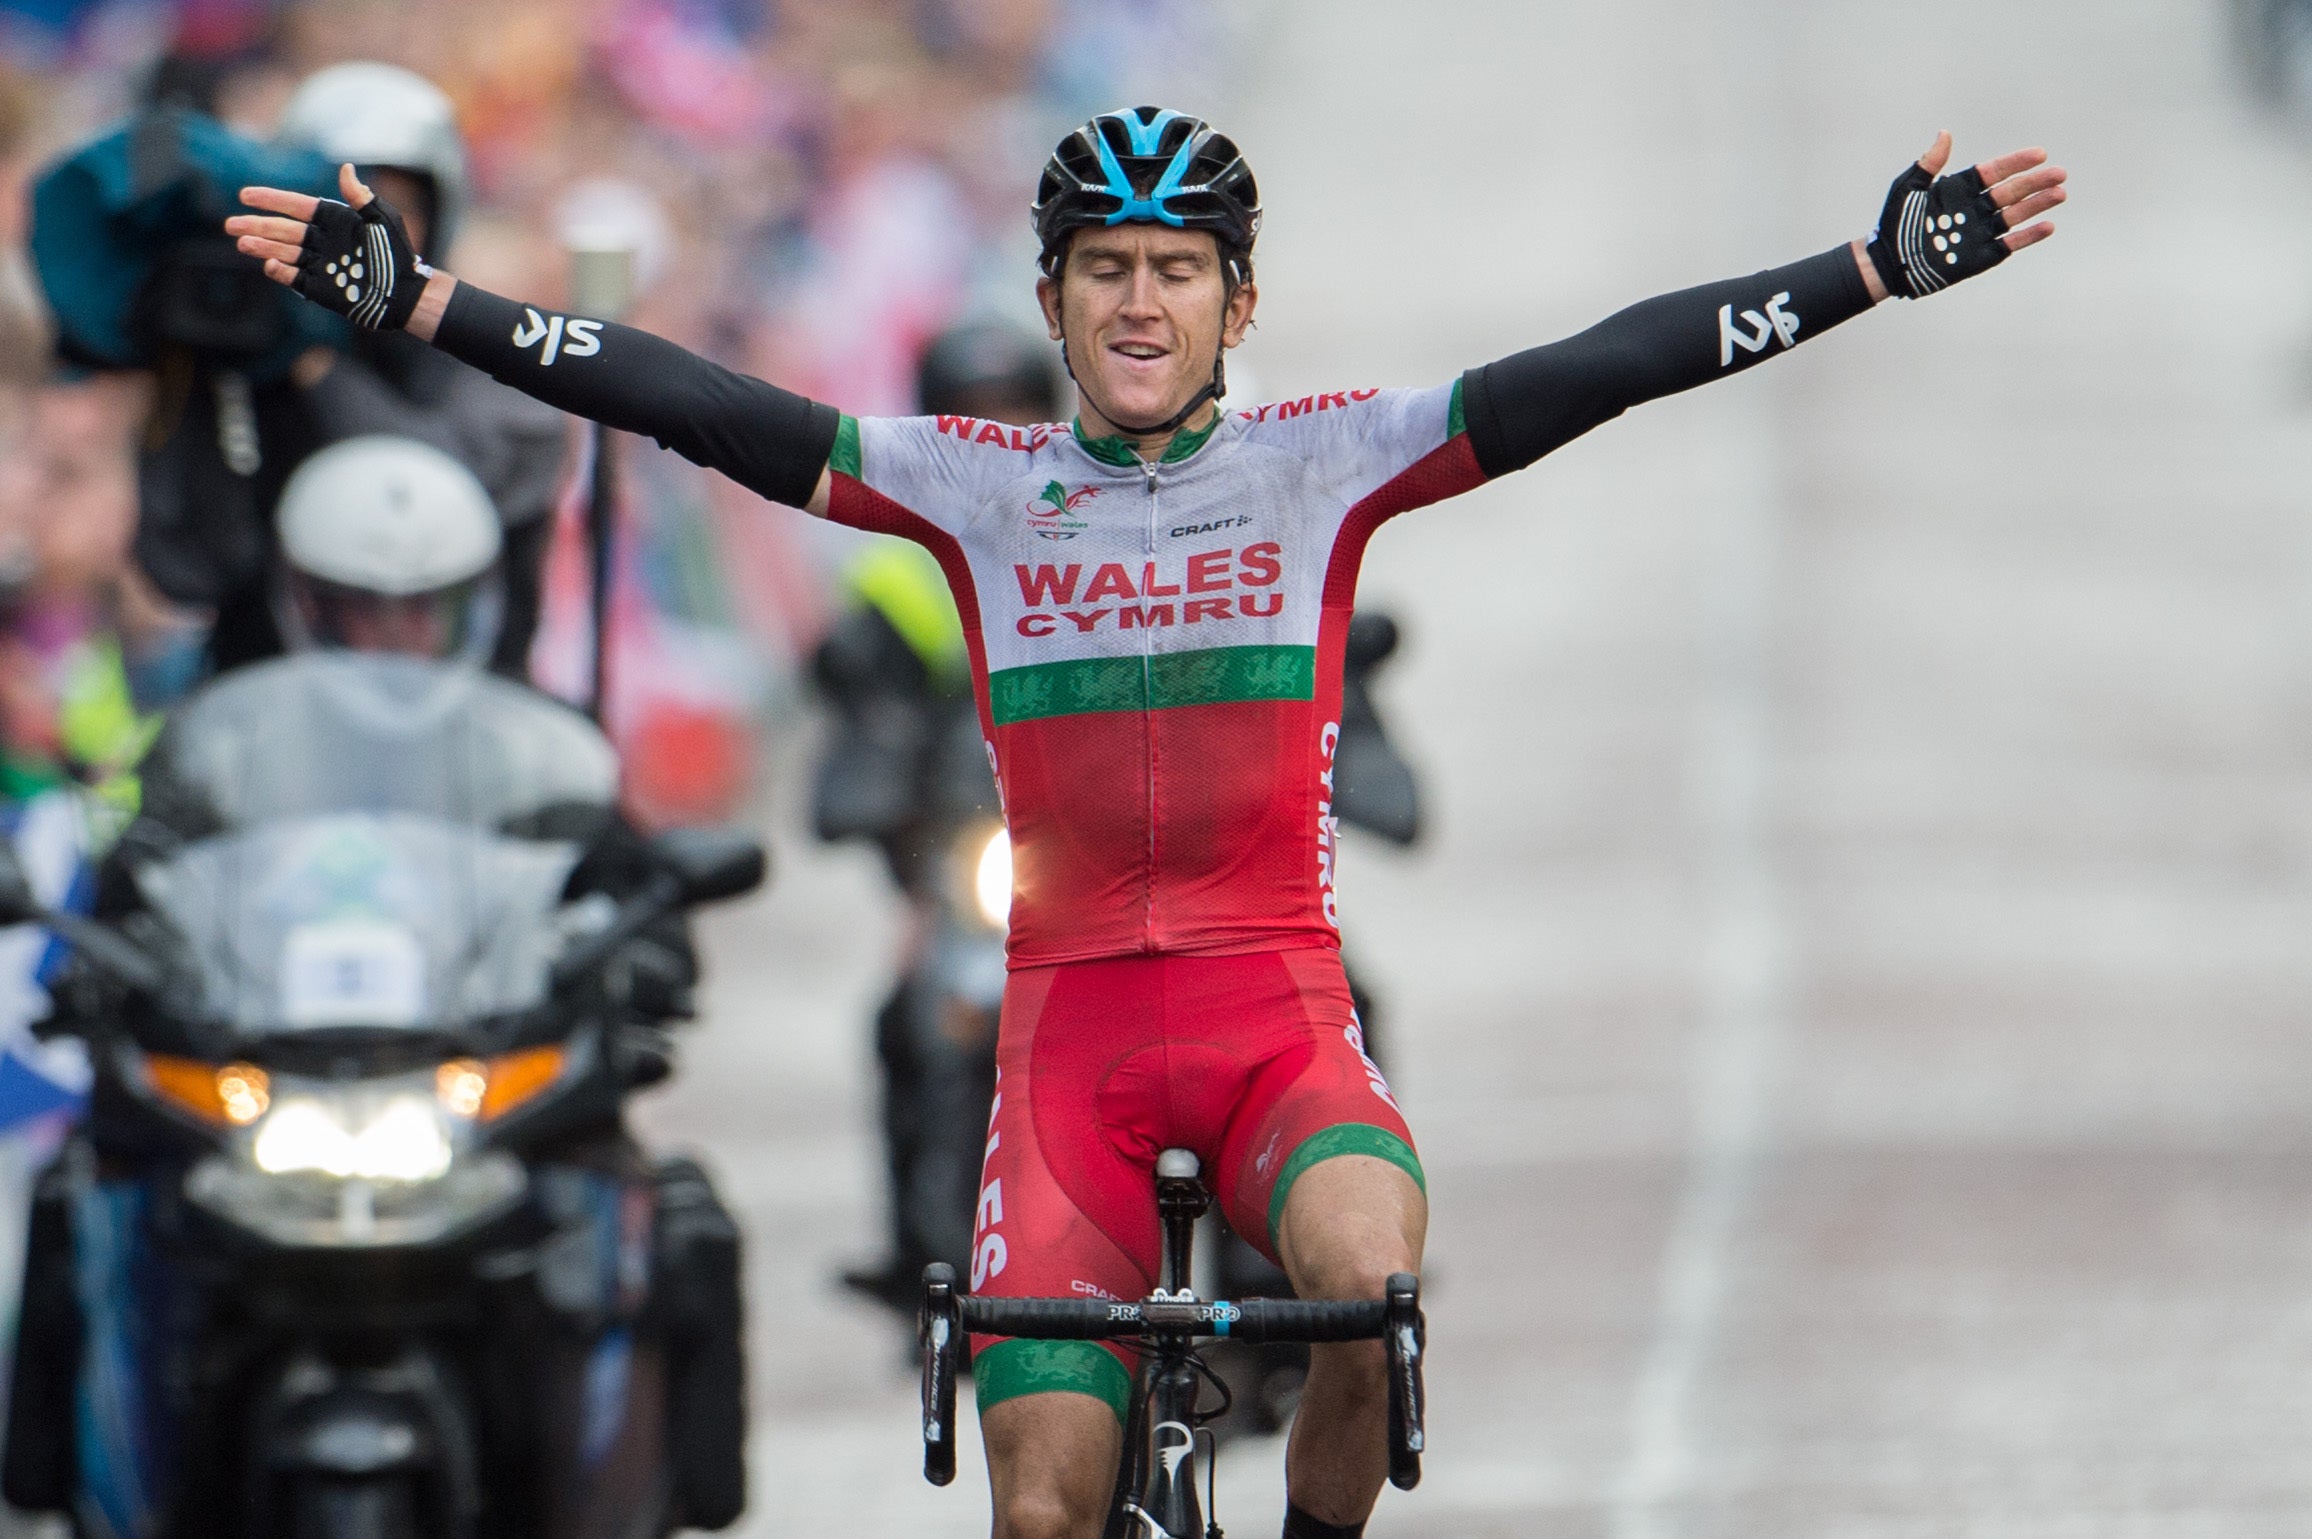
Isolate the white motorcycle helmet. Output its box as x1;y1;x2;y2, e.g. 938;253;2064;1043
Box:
275;436;505;663
275;62;470;256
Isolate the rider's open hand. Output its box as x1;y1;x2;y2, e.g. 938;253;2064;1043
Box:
227;164;437;333
1863;133;2067;300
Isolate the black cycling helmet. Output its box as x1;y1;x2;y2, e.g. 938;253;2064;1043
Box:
917;319;1063;422
1032;108;1260;439
1032;107;1260;282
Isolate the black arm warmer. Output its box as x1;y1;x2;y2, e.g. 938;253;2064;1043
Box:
433;282;841;510
1460;245;1873;480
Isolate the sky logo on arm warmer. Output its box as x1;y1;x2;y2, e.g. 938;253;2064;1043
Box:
1718;291;1801;367
511;308;603;367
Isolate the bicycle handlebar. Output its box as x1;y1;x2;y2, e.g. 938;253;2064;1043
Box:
956;1293;1388;1343
918;1264;1425;1492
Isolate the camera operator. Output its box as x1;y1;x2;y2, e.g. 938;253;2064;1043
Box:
129;64;566;684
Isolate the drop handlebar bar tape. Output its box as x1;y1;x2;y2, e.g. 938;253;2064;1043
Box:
1864;161;2008;299
956;1295;1388;1343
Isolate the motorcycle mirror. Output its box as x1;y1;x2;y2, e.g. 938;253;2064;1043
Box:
0;839;40;927
651;827;768;906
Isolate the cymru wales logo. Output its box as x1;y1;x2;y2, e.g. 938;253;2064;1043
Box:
1026;480;1098;540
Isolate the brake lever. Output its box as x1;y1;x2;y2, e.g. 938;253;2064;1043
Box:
920;1263;961;1486
1384;1271;1425;1491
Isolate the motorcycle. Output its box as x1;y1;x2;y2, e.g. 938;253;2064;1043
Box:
0;652;762;1537
814;604;1425;1415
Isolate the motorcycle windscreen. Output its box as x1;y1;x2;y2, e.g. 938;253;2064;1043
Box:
133;812;582;1034
150;652;619;832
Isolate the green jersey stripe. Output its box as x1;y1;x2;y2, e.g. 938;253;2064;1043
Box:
829;414;863;478
988;643;1316;725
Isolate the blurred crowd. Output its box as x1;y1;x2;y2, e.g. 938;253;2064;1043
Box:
0;0;1222;1128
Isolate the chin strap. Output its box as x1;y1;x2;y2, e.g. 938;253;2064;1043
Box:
1060;334;1226;443
1071;352;1225;442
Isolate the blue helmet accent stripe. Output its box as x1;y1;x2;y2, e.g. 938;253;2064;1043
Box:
1090;126;1190;228
1086;111;1202;231
1120;107;1185;156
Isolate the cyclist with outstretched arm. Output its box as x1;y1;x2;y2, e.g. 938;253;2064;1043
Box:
229;112;2062;1539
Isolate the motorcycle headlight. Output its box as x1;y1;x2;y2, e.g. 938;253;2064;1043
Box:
251;1090;452;1181
186;1146;524;1250
161;1054;562;1249
970;826;1012;931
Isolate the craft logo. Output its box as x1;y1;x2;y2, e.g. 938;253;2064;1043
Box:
1026;481;1098;540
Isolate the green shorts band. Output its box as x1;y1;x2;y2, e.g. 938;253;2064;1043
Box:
1265;1122;1427;1251
973;1337;1134;1425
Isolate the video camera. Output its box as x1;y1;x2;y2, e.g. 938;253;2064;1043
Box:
28;110;349;612
31;107;345;381
132;233;291;366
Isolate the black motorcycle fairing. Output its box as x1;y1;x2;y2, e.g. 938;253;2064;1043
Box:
10;653;762;1538
2;1151;80;1514
648;1156;747;1529
19;1133;721;1535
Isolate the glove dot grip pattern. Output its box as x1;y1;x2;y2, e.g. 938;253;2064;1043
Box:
293;197;427;332
1868;165;2008;300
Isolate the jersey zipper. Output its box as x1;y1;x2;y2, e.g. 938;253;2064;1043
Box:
1140;457;1160;953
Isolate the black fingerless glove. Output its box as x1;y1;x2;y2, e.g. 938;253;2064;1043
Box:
1865;162;2008;299
292;194;432;331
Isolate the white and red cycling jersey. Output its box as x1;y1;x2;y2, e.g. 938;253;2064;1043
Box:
824;384;1482;968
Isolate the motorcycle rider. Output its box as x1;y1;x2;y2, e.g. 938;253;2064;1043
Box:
272;431;508;662
229;110;2065;1538
263;434;698;1024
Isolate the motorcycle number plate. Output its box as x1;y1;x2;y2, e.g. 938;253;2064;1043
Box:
280;919;426;1027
